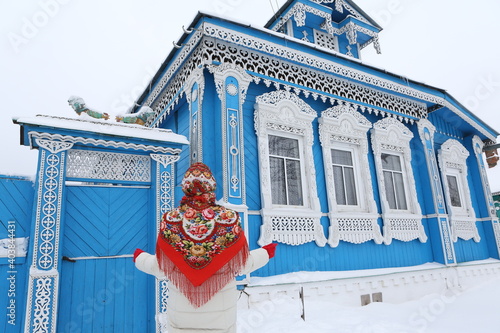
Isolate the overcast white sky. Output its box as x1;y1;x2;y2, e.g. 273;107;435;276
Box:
1;0;499;191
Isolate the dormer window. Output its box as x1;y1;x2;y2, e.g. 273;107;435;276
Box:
314;29;338;52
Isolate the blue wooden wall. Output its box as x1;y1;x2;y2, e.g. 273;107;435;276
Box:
240;83;436;276
0;176;34;333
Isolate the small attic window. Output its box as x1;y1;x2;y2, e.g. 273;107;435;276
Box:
314;29;338;52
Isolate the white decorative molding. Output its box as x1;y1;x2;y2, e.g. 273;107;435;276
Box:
151;154;181;168
371;118;426;245
25;270;59;333
29;132;182;154
35;139;73;154
258;213;326;246
201;27;426;120
66;150;151;182
318;103;382;247
153;159;176;333
255;90;326;246
438;139;480;242
209;62;253;102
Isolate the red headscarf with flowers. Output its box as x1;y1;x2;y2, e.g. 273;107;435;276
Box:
156;163;249;307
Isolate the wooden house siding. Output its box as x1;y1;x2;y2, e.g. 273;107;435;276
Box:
0;176;34;333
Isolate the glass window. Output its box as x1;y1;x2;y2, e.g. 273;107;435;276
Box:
381;153;407;210
446;175;462;207
331;149;358;206
268;135;303;206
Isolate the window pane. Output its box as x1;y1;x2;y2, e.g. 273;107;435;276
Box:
286;159;303;206
333;165;346;205
381;153;402;171
269;135;299;158
331;149;353;166
270;157;287;205
447;175;462;207
384;171;397;209
344;167;358;206
394;172;407;210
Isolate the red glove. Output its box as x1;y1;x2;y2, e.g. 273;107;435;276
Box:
133;248;145;262
263;243;277;259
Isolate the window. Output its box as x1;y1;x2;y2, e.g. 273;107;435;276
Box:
254;90;326;247
381;153;407;210
319;105;382;247
268;135;303;206
371;117;426;245
446;175;462;208
438;139;479;242
331;149;357;206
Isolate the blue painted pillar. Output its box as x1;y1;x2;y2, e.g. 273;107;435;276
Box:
209;63;253;206
23;139;73;333
150;153;180;333
417;120;456;265
184;68;205;165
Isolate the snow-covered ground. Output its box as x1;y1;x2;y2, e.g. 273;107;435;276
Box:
237;274;500;332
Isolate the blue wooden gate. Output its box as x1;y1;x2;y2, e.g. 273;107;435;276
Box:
57;185;154;332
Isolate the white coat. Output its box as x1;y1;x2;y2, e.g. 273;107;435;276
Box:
135;248;269;333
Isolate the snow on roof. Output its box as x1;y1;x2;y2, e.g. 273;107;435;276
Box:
13;114;189;145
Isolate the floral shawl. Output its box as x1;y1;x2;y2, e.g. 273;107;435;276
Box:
155;163;249;307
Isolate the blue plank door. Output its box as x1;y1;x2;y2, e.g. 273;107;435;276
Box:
57;186;154;333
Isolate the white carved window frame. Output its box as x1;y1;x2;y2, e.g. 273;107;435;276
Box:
438;139;480;242
254;90;326;247
371;118;427;245
318;104;382;247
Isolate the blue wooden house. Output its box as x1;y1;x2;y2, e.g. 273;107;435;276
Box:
133;0;500;273
2;0;500;332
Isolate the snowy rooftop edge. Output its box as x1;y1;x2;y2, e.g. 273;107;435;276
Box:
247;259;500;287
13;114;189;145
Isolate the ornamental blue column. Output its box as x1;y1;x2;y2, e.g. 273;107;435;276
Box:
417;120;456;265
150;153;180;333
209;63;253;206
24;139;73;333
